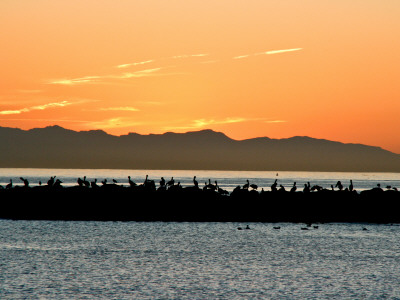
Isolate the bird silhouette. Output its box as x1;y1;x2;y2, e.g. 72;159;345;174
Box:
349;180;354;192
193;176;198;187
271;179;278;192
6;179;12;189
206;179;216;191
250;183;258;190
335;181;343;191
91;179;99;188
83;176;90;187
47;176;56;187
128;176;137;187
243;180;250;190
19;177;29;187
54;179;63;188
167;177;174;187
290;182;297;193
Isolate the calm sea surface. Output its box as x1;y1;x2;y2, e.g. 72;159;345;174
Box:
1;168;400;191
1;169;400;298
1;221;400;299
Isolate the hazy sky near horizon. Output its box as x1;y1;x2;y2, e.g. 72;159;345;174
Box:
1;1;400;153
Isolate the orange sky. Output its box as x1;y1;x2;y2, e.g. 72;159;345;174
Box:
1;0;400;153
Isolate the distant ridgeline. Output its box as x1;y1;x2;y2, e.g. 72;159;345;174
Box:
1;125;400;171
0;176;399;222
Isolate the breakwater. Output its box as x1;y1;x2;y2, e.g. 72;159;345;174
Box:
1;177;399;222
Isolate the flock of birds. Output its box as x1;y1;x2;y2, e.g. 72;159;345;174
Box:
236;223;372;231
0;176;398;194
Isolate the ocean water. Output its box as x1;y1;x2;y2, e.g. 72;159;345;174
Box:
1;220;400;299
1;168;400;191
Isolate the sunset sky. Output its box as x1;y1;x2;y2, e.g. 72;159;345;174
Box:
1;1;400;153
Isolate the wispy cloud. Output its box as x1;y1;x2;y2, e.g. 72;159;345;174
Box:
198;60;220;64
98;107;140;112
257;48;303;55
172;54;209;59
163;117;248;131
48;76;101;85
234;48;303;60
116;60;154;69
264;120;287;123
116;68;163;79
0;118;89;123
233;55;251;60
86;117;143;129
47;68;165;85
193;117;246;127
0;101;71;115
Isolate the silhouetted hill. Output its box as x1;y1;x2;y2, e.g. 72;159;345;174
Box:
1;125;399;171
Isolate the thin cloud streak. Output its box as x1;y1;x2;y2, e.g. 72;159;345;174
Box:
198;60;219;64
234;48;303;60
265;120;288;123
233;55;251;60
163;117;248;131
0;101;71;115
46;48;300;86
172;54;209;59
0;118;90;123
98;107;140;112
86;117;143;129
48;76;101;85
259;48;303;55
116;60;154;69
117;68;163;79
47;68;165;85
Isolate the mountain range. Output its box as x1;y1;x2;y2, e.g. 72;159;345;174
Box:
1;125;399;172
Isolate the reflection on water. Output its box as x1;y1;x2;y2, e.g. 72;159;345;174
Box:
0;168;399;191
1;220;399;299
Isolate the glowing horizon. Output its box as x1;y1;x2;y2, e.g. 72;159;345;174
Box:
1;1;400;154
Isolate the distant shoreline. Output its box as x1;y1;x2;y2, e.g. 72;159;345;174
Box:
1;125;400;172
1;166;400;173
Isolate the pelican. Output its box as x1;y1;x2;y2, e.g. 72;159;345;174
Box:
250;183;258;190
335;181;343;191
271;179;278;191
47;176;56;186
167;177;174;187
91;179;99;188
128;176;137;187
83;176;90;187
243;180;250;190
290;182;297;193
349;180;354;192
207;179;216;191
20;177;29;187
5;179;12;189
